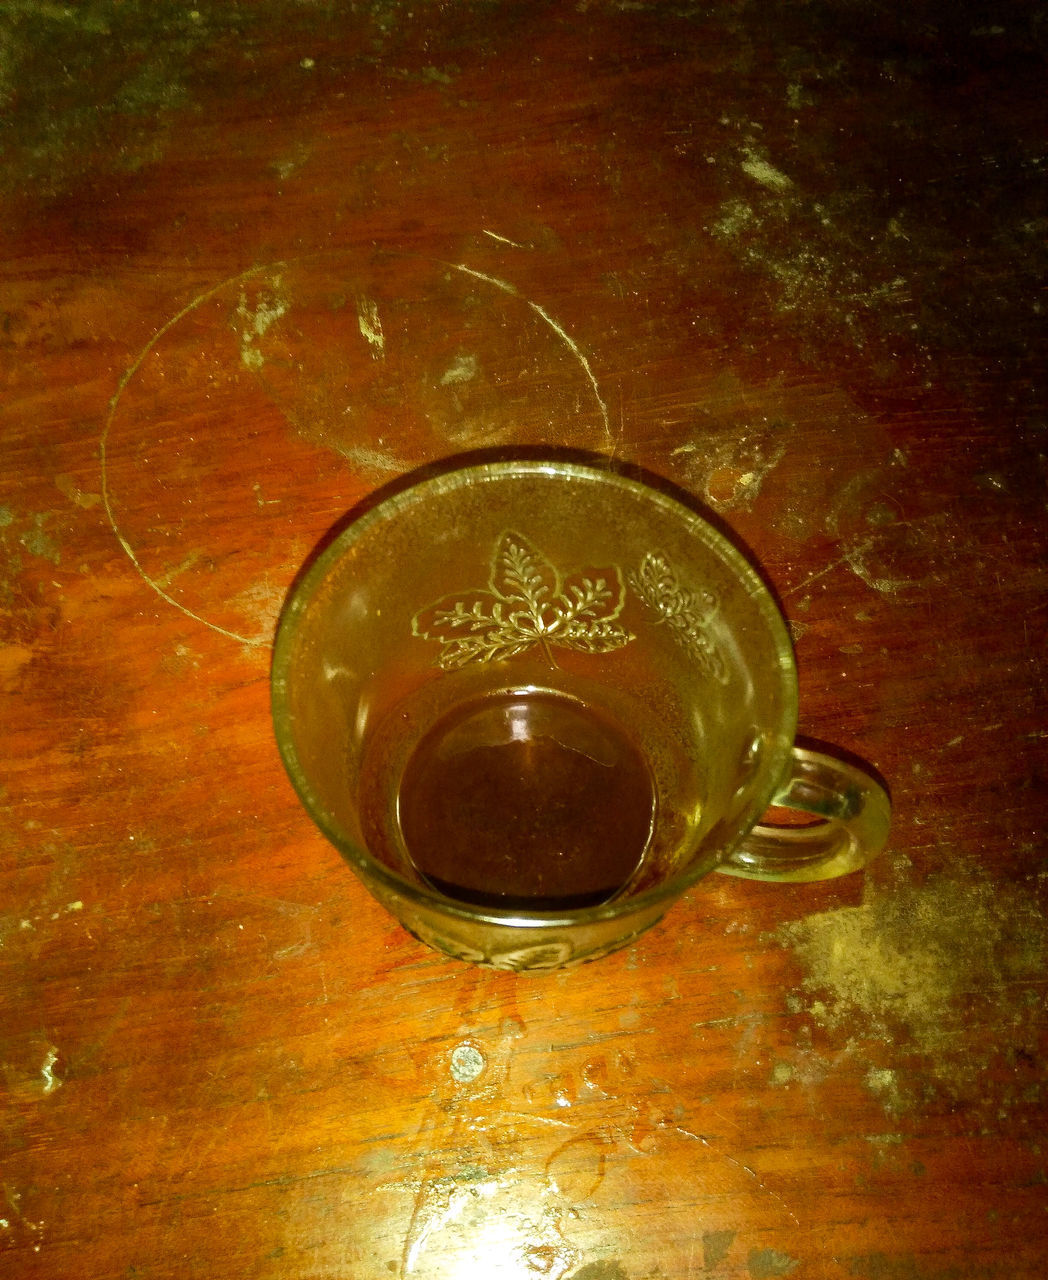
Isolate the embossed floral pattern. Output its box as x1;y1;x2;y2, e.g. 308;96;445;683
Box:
411;533;727;681
412;531;634;669
630;551;727;682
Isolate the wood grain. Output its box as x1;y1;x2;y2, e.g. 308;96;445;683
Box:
2;2;1046;1277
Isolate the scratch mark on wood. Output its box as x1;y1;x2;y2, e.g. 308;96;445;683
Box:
451;262;615;452
356;296;385;357
102;255;614;646
100;263;288;647
482;229;526;248
783;550;856;598
138;1161;361;1207
235;282;288;369
153;549;204;590
39;1046;61;1095
675;1127;801;1227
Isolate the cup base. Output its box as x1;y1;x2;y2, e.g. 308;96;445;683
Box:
388;688;656;911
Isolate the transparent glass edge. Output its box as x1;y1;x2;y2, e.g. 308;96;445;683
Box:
270;458;802;927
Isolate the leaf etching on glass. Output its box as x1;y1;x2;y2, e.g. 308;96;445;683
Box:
631;551;728;682
412;531;634;669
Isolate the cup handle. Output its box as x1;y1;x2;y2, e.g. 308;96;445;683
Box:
717;745;891;882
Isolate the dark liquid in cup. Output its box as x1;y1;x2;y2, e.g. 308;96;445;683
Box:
396;691;655;910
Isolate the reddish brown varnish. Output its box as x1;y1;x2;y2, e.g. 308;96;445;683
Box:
3;3;1046;1277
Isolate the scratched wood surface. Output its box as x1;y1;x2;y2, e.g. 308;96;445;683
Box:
2;3;1047;1277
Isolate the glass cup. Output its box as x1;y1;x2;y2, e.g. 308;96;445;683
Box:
271;457;890;970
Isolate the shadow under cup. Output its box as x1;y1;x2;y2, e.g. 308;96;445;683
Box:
271;460;881;970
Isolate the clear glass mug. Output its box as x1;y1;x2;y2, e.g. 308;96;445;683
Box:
271;457;890;970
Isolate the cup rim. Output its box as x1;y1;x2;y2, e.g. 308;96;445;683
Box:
271;457;799;926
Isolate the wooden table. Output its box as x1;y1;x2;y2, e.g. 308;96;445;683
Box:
3;3;1046;1276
